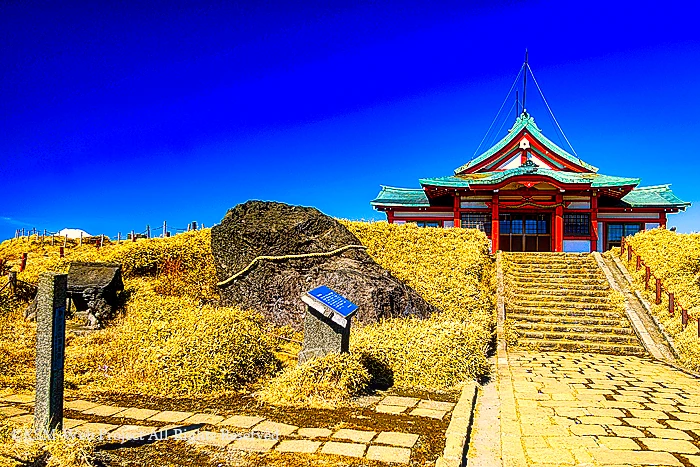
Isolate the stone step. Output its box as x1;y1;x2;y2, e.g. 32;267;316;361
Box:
515;329;640;345
513;322;636;335
508;262;598;270
511;289;611;299
509;299;614;311
507;313;626;327
507;280;610;291
511;272;604;280
506;306;622;319
513;339;647;356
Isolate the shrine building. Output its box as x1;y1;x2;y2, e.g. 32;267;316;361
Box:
371;112;689;253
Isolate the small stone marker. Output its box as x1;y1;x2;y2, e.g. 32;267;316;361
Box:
299;285;358;364
34;272;67;434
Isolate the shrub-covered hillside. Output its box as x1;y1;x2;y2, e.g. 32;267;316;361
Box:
616;228;700;372
0;221;494;405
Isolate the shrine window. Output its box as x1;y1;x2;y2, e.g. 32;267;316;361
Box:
460;212;491;234
564;213;590;236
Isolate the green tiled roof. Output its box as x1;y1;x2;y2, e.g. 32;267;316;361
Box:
420;166;639;188
454;113;599;174
620;185;690;208
371;186;429;207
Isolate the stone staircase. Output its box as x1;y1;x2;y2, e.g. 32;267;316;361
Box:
505;252;646;355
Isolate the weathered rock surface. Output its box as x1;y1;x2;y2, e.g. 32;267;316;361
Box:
212;201;437;329
67;262;124;328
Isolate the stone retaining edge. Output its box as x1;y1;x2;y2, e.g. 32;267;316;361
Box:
435;381;478;467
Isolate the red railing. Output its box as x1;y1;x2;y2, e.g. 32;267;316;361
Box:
621;237;699;337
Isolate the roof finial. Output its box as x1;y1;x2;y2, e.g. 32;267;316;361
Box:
522;49;528;116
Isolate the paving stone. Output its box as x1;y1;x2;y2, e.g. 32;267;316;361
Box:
628;409;669;419
642;438;699;454
623;417;665;428
524;446;575;465
380;396;419;407
187;430;237;448
366;445;411;464
686;455;700;467
82;404;127;417
522;436;548;449
570;424;607;436
275;440;322;453
63;419;87;430
332;428;376;443
375;405;406;414
409;408;447;419
587;407;626;418
147;410;195;424
416;400;455;411
109;424;160;441
547;436;598;449
74;422;120;436
3;394;34;404
679;405;700;414
354;395;382;407
609;425;644;437
647;428;693;440
182;413;226;425
218;415;264;429
673;412;700;422
8;414;34;425
297;427;332;438
667;419;700;431
374;431;419;448
578;415;622;425
229;437;278;452
64;399;100;412
596;436;640;450
115;407;160;421
0;406;28;417
321;441;366;458
254;420;298;436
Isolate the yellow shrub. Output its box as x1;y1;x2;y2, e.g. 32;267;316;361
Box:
259;353;370;408
617;228;700;372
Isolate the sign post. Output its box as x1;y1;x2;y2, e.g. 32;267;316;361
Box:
34;272;67;435
299;285;358;364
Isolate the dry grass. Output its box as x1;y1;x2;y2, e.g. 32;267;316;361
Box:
259;353;370;408
614;228;700;372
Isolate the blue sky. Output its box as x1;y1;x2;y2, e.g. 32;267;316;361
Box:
2;0;700;239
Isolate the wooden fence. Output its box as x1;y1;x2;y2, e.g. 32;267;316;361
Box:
620;237;699;337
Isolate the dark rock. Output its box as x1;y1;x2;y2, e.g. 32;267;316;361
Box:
66;262;124;328
211;201;437;329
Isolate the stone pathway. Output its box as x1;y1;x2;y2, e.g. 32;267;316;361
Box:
500;351;700;466
0;391;453;464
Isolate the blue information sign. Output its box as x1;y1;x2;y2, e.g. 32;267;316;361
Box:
308;286;358;317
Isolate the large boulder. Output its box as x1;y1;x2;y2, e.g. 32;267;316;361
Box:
211;201;437;328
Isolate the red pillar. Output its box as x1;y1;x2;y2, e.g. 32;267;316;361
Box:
387;210;395;224
453;193;460;228
555;193;564;252
491;192;500;253
660;212;667;229
590;192;598;252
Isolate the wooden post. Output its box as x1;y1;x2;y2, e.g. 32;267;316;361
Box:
682;307;688;327
79;232;83;246
20;253;27;272
191;221;197;231
162;221;167;238
627;245;632;262
9;271;17;296
697;317;700;338
63;236;67;248
117;232;121;243
146;225;151;239
59;247;64;258
636;255;641;271
100;234;104;248
131;230;136;242
51;234;54;246
668;292;675;316
491;192;499;253
655;278;662;305
645;266;650;290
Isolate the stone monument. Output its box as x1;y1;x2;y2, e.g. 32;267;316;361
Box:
299;285;358;364
34;272;67;434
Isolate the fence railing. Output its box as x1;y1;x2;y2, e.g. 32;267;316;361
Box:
620;237;699;337
10;220;206;245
